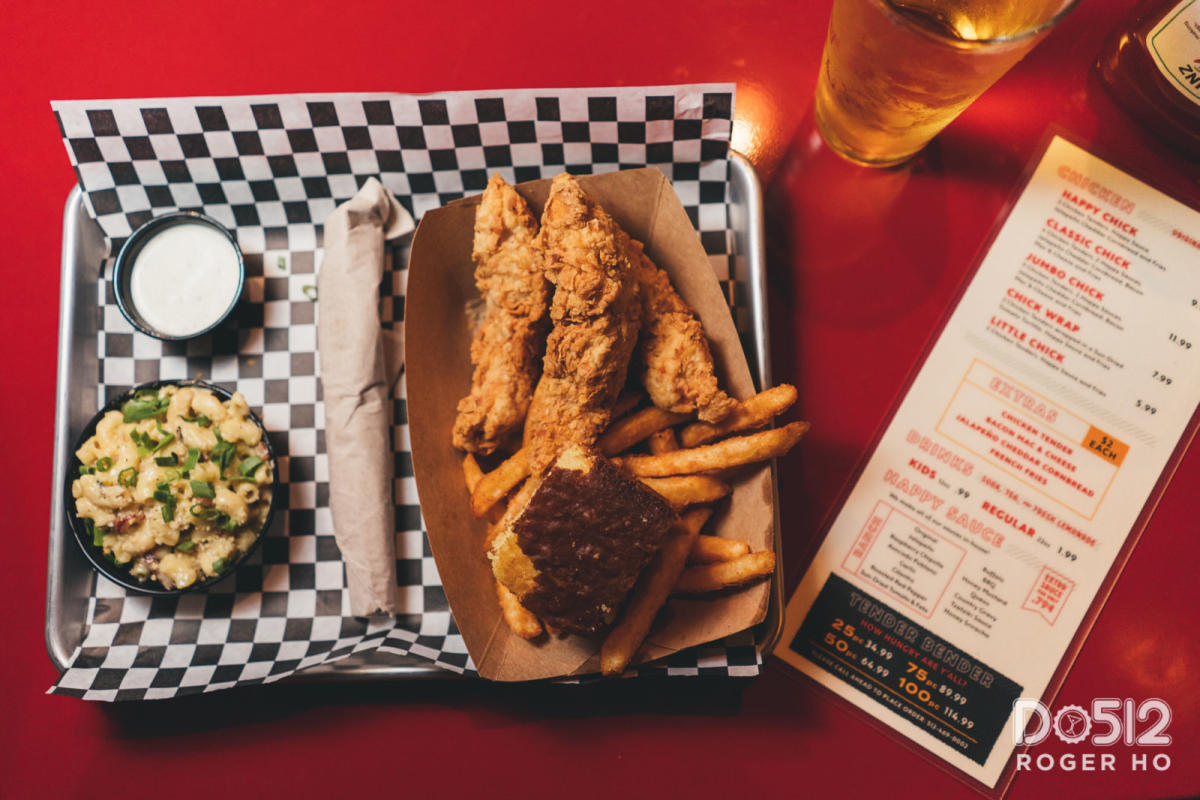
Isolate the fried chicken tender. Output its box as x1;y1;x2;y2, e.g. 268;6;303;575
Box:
452;175;550;455
631;241;737;423
523;174;642;474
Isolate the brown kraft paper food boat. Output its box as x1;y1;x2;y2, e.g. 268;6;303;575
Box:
406;167;774;681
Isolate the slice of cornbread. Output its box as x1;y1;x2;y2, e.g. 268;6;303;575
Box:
488;445;675;635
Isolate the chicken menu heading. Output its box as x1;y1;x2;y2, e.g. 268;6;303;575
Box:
778;136;1200;788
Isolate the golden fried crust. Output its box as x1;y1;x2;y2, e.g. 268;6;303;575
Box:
523;174;642;474
453;175;551;454
632;243;737;423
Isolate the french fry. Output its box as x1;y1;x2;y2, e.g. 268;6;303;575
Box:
647;428;678;454
470;447;529;518
462;453;484;493
600;508;713;676
638;475;730;508
495;580;543;639
484;477;536;552
597;406;691;457
679;384;799;448
610;391;644;422
673;550;776;593
688;534;750;564
466;454;508;525
617;421;809;477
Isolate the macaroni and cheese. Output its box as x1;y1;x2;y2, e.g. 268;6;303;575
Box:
72;384;274;589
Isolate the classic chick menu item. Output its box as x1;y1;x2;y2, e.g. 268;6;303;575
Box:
778;136;1200;787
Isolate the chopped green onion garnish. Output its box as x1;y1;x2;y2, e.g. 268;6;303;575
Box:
182;447;200;473
238;456;264;478
212;557;230;573
190;480;215;499
118;467;138;487
121;394;169;422
153;482;172;504
190;503;215;519
162;504;174;522
302;284;318;301
78;465;94;476
130;430;149;457
181;414;212;427
95;457;113;472
155;453;178;467
84;517;94;539
176;540;196;552
221;517;238;532
150;423;176;453
277;255;287;271
93;525;105;546
212;432;235;477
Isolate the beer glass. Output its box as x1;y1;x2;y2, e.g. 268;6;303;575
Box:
815;0;1080;167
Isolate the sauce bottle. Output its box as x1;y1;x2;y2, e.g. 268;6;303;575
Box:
1096;0;1200;158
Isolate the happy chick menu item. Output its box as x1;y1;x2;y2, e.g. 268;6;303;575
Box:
778;136;1200;788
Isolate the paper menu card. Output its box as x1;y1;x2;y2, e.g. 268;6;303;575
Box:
778;136;1200;788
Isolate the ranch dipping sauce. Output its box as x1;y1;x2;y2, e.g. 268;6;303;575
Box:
128;221;242;337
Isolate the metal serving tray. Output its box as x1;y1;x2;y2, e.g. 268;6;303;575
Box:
45;152;781;680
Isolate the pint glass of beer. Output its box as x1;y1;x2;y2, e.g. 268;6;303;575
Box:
815;0;1079;166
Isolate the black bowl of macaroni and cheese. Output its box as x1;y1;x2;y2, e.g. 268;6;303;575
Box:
65;380;279;595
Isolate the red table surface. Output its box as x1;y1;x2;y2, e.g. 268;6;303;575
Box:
3;1;1198;798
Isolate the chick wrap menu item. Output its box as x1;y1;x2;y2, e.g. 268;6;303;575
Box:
317;178;414;616
778;136;1200;788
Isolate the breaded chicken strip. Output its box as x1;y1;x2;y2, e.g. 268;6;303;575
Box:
452;175;550;455
631;241;736;423
523;174;642;474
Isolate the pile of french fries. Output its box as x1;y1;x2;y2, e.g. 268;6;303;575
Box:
461;382;806;676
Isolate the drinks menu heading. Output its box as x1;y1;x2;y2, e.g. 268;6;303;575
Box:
779;137;1200;787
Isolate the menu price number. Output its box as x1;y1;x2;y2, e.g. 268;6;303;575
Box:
824;618;893;677
1056;545;1079;563
901;662;977;729
955;486;970;500
1135;399;1158;416
1167;332;1192;350
1151;370;1173;386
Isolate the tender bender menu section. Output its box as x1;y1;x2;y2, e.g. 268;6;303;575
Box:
778;137;1200;788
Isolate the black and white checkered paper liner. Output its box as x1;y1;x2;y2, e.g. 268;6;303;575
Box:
49;86;762;700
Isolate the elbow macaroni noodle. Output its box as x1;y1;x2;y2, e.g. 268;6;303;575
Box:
72;385;273;589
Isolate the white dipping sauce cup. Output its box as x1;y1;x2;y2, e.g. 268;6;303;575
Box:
113;212;245;340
